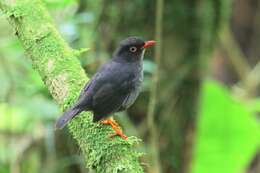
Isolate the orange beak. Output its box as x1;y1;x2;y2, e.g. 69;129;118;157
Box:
142;40;156;49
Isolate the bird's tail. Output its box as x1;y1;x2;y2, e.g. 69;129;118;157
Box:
55;107;81;129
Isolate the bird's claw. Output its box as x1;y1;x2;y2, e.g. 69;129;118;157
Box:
100;118;128;140
109;131;128;140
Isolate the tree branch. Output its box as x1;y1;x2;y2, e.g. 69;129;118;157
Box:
0;0;143;172
147;0;164;172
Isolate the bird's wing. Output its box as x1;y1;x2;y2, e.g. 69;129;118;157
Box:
120;89;140;109
92;82;127;114
78;80;92;98
74;72;102;109
78;61;114;99
78;73;100;98
75;61;135;113
92;63;135;113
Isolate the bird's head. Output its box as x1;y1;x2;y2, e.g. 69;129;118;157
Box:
113;37;156;62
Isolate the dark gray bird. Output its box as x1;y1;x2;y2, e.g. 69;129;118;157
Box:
55;37;156;139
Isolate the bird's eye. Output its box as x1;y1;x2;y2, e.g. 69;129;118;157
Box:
129;46;137;52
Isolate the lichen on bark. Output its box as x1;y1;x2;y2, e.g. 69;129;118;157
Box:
0;0;144;172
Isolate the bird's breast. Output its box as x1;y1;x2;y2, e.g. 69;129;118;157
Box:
128;64;143;89
119;64;143;109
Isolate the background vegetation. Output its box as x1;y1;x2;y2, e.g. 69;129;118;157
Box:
0;0;259;173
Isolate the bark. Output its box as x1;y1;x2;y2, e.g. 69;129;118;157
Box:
0;0;143;172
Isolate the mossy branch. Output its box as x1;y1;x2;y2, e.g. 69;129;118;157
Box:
0;0;143;172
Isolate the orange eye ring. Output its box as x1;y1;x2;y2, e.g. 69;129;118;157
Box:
129;46;137;52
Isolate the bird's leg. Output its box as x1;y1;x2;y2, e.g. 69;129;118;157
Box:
99;117;128;140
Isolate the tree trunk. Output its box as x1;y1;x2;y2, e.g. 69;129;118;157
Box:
0;0;143;172
158;1;230;173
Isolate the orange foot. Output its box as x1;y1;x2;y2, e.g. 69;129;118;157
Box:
100;117;128;140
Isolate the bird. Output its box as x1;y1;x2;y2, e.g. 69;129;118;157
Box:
55;36;156;139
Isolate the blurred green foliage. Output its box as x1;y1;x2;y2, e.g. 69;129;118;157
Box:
44;0;76;8
0;10;62;173
193;81;260;173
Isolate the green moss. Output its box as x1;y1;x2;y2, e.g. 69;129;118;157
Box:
0;0;144;172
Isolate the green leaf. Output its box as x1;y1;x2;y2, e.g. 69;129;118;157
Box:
247;98;260;113
192;80;260;173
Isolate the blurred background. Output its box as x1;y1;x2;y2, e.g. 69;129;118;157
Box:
0;0;260;173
